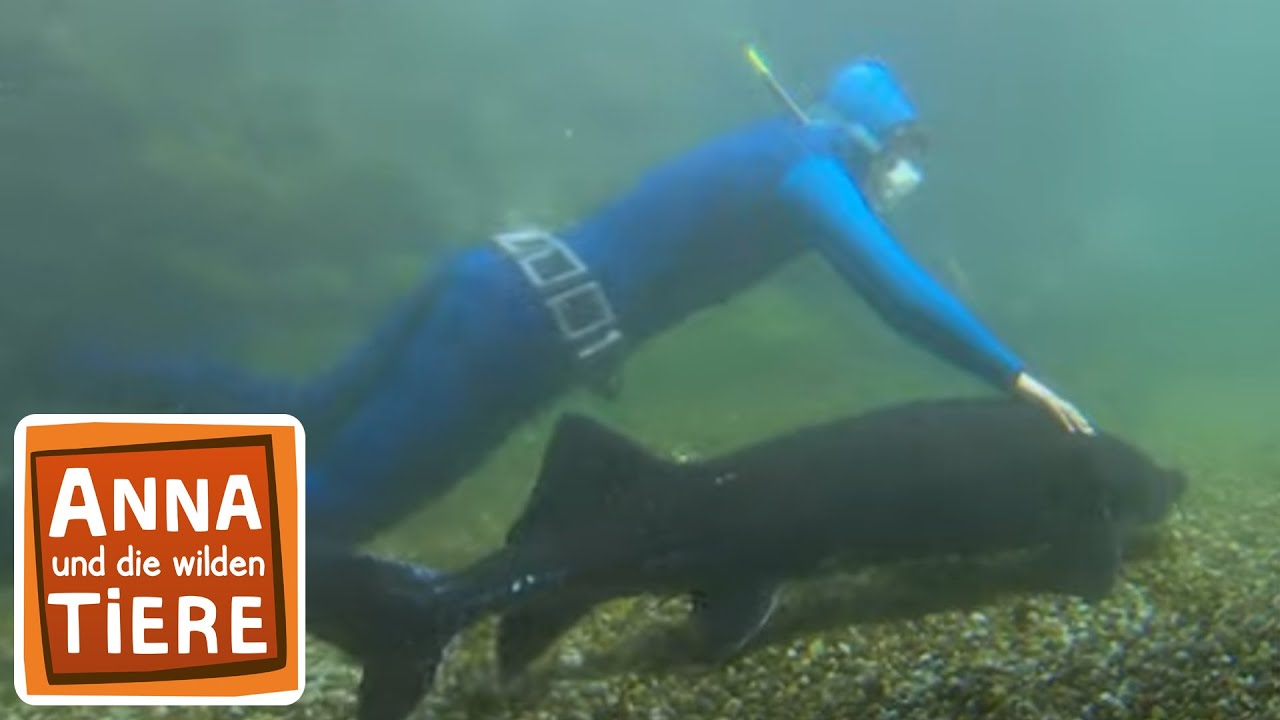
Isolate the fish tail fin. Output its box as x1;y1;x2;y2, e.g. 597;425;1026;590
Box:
308;549;465;720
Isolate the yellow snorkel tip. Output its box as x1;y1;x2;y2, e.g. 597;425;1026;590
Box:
742;43;810;125
745;44;770;77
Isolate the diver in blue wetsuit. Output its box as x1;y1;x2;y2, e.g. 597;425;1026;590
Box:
73;54;1091;547
292;51;1095;544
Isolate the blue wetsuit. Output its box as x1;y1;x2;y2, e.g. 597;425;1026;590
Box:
56;59;1028;549
296;114;1026;544
53;114;1026;550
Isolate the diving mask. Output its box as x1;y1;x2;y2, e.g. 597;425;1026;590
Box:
847;122;927;211
875;155;924;207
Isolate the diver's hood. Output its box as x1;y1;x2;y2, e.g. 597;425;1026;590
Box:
812;58;927;210
821;58;921;146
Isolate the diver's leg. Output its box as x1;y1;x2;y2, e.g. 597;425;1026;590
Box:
306;246;574;541
49;252;452;442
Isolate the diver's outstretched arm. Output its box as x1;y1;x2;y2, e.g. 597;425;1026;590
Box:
780;155;1094;434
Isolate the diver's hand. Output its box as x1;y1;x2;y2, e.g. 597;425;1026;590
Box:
1013;372;1095;435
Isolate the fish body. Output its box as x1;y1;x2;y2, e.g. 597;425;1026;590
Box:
315;397;1186;720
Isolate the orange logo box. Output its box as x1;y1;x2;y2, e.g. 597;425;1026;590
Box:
13;415;305;706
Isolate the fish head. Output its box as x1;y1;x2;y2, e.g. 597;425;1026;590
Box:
1093;435;1189;527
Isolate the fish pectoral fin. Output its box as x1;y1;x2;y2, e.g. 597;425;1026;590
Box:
357;652;442;720
1040;519;1123;603
688;580;781;662
496;596;596;683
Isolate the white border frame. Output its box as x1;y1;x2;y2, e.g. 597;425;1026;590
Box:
13;413;306;706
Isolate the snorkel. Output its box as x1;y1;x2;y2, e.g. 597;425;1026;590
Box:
744;45;811;125
744;44;926;210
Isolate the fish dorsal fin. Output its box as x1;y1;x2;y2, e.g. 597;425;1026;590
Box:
507;413;675;546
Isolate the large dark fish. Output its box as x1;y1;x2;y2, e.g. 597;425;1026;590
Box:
310;397;1187;720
